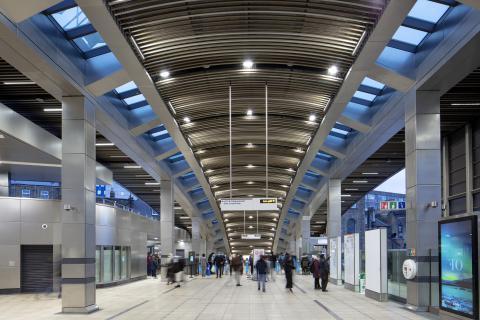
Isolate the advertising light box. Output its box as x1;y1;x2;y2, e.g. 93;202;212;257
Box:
220;198;278;211
439;215;478;319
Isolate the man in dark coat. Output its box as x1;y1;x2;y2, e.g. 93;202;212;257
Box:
283;253;294;292
310;256;321;289
214;254;225;278
231;254;243;286
319;254;330;292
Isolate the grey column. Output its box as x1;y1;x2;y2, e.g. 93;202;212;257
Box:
327;179;342;238
0;172;8;196
301;215;311;255
160;179;175;258
191;217;201;258
61;97;98;314
405;90;442;311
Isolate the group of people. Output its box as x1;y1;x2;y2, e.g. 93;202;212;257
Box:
149;251;330;294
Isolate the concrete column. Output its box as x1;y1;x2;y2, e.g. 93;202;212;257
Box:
327;179;342;238
405;90;442;311
191;217;201;258
0;172;8;196
301;215;311;255
61;96;98;314
160;179;175;259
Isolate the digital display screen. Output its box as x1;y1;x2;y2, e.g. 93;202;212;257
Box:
439;216;478;318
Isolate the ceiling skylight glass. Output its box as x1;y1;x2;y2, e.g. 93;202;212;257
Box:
73;32;106;52
407;0;450;24
392;26;428;46
51;6;90;31
123;94;145;105
361;77;385;90
115;81;137;94
151;129;168;138
354;91;377;102
331;127;350;136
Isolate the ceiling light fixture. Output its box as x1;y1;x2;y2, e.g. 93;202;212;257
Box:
160;70;170;79
124;165;142;169
328;65;339;76
362;172;379;175
309;114;316;122
249;215;253;219
95;142;114;146
451;103;480;106
183;117;191;123
294;148;304;153
2;81;35;85
247;109;253;116
248;225;253;229
145;182;160;185
353;180;368;184
246;143;254;148
345;188;359;191
246;164;255;168
243;59;254;69
352;31;367;56
246;181;254;184
287;168;295;172
197;149;206;154
43;108;62;112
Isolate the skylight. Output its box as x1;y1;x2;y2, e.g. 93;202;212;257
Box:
151;129;168;138
51;6;90;31
316;152;333;161
407;0;449;24
361;77;385;90
115;81;137;94
392;26;428;46
72;32;106;52
353;91;377;102
331;127;350;136
168;152;184;163
123;94;145;105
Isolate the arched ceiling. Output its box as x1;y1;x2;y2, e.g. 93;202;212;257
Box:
106;0;387;254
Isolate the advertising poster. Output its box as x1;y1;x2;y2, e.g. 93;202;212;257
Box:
344;234;355;286
439;216;478;319
329;238;338;279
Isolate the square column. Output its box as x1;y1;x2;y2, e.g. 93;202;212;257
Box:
160;179;175;258
405;91;442;311
61;97;98;314
191;217;201;258
327;179;342;238
301;215;311;255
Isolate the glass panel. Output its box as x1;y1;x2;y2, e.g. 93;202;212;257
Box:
123;94;145;105
361;77;385;90
103;246;113;283
114;247;121;281
392;26;428;46
407;0;450;24
121;247;128;279
73;32;106;52
387;250;407;300
51;7;90;31
353;90;377;102
95;246;101;283
115;81;137;94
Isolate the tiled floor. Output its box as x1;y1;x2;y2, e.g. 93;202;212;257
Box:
0;274;439;320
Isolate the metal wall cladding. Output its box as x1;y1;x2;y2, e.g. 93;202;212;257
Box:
0;197;160;290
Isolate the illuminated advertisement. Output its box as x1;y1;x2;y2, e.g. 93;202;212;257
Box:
439;216;478;318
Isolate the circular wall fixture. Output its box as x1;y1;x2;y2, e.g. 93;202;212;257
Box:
41;224;48;230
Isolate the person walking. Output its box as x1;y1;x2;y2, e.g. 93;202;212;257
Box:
255;255;268;292
283;253;294;292
231;254;243;286
147;252;153;277
214;254;225;278
269;253;277;282
310;256;321;289
319;254;330;292
152;254;159;278
200;254;207;277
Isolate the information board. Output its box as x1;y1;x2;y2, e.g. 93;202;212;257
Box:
439;216;478;319
220;198;278;211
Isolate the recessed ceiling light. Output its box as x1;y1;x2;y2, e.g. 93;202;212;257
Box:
2;81;35;85
160;70;170;78
212;185;219;189
246;181;254;184
145;182;160;185
246;143;254;148
328;65;339;76
341;194;351;197
154;237;158;240
43;108;62;112
246;164;255;168
224;218;229;222
345;188;359;191
248;194;254;197
246;109;253;116
271;227;275;231
273;218;277;221
280;185;289;188
248;225;253;229
269;237;273;240
96;142;114;146
309;114;316;122
353;180;368;184
124;165;142;169
197;149;206;154
294;148;303;153
249;215;253;219
362;172;379;175
205;169;213;173
183;117;191;123
287;168;295;172
249;245;253;248
243;59;254;69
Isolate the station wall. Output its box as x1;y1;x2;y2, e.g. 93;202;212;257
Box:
0;197;160;292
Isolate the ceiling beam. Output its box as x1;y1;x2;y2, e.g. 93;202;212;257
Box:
0;0;61;22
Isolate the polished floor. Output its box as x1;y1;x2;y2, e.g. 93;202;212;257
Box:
0;273;439;320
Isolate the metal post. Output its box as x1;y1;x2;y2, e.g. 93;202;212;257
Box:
229;83;232;199
265;82;268;198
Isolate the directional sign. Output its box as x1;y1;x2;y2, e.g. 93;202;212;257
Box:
380;201;406;211
220;198;278;211
241;234;261;240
